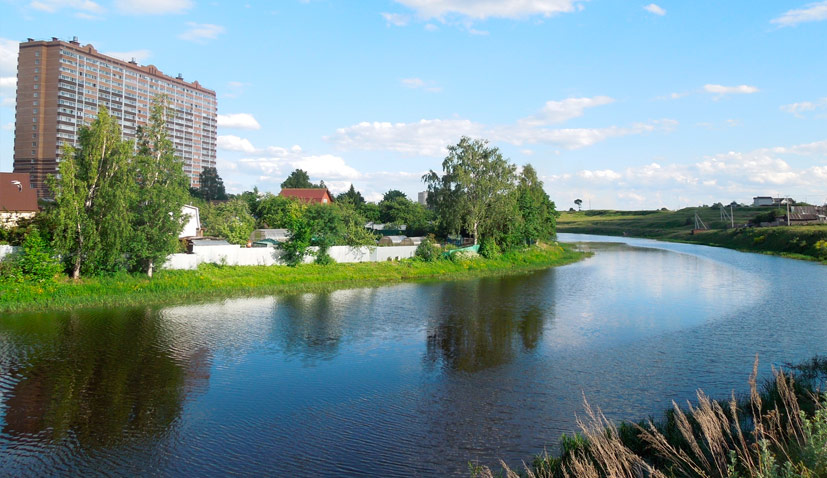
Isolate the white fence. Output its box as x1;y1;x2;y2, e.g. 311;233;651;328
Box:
163;245;418;270
0;245;20;262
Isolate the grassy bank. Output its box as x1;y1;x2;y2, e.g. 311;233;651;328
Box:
558;208;827;262
475;356;827;478
0;243;585;314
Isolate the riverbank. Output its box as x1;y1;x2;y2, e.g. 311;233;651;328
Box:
477;356;827;478
0;243;586;314
559;208;827;262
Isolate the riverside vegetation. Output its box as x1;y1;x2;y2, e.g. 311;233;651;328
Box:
0;242;583;313
473;356;827;478
558;208;827;262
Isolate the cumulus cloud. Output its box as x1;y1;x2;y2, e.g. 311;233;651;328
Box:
704;84;760;95
0;38;21;77
780;98;827;117
179;22;225;43
394;0;587;20
115;0;192;15
218;113;261;130
217;135;256;153
102;49;151;63
771;1;827;27
643;3;666;16
29;0;103;14
327;119;484;156
238;149;361;184
519;96;615;126
0;77;15;89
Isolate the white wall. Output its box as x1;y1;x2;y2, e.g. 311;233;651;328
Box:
0;245;20;262
180;206;200;238
162;244;418;270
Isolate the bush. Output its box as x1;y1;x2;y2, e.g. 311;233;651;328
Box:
0;229;62;283
479;238;501;259
414;236;440;262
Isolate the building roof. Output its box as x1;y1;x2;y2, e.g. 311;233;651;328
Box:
0;173;39;213
278;188;333;203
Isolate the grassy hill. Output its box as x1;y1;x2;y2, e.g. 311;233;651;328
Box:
558;207;827;262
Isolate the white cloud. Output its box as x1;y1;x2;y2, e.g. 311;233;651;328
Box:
381;12;410;26
519;96;614;126
102;49;152;63
643;3;666;16
218;113;261;130
703;84;760;95
400;77;442;92
1;122;13;131
217;135;256;153
327;119;484;156
238;148;361;185
179;22;226;43
115;0;192;15
394;0;587;20
771;1;827;27
29;0;103;14
780;98;827;117
0;38;20;77
0;77;16;89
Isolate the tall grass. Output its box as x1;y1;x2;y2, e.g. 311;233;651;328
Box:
0;243;586;314
474;356;827;478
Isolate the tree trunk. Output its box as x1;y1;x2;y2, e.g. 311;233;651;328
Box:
72;255;81;280
473;221;478;245
146;260;154;279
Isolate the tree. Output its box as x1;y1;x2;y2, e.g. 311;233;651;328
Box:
202;198;255;245
336;184;365;206
423;137;516;244
378;196;432;235
574;198;582;211
382;190;407;203
49;107;134;279
198;167;227;201
281;169;317;189
130;99;189;277
256;194;295;228
516;164;558;244
359;202;381;223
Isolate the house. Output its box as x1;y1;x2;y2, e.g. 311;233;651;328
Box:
279;188;333;204
0;173;39;228
179;205;202;238
785;206;823;225
752;196;774;207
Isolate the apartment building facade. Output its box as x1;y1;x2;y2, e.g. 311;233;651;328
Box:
13;37;217;197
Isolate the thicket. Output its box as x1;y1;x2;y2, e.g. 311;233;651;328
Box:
473;356;827;478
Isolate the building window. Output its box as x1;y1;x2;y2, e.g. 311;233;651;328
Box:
33;84;38;89
34;51;40;57
34;68;39;73
35;59;39;65
33;92;38;97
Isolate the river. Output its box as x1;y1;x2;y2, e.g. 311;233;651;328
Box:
1;234;825;476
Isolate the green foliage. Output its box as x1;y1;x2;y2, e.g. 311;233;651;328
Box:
280;168;323;189
197;167;227;201
336;184;365;206
359;202;381;223
202;198;256;245
517;164;559;245
423;137;518;245
414;236;440;262
256;194;295;228
0;229;62;284
815;240;827;260
129;98;190;277
378;195;432;235
478;237;501;259
48;107;135;279
382;189;407;202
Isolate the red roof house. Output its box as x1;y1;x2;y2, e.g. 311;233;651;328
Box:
0;173;39;227
278;188;334;204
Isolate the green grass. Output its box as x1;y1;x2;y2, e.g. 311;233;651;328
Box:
558;208;827;262
0;243;586;314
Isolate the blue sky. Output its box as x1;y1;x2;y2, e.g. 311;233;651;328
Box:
1;0;826;209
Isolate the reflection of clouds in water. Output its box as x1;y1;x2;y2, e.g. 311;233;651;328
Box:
160;297;277;360
546;244;768;349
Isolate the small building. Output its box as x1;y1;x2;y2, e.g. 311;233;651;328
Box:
752;196;774;207
249;228;290;243
0;173;39;228
365;222;407;236
378;235;409;246
279;188;333;204
179;205;202;238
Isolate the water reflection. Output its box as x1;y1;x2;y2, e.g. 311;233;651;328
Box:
0;308;209;448
425;277;551;372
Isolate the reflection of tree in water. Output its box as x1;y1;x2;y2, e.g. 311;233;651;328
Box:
1;308;209;447
425;276;552;372
274;289;376;363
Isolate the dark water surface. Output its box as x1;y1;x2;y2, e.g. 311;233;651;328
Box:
1;234;825;477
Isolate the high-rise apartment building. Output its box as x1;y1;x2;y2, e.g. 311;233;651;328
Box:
13;37;217;197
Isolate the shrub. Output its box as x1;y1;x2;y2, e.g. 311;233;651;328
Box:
479;238;501;259
0;229;62;283
414;236;440;262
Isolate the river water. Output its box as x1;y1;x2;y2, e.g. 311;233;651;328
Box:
0;234;825;476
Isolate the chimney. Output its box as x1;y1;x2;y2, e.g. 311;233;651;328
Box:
129;58;138;65
51;37;58;42
176;73;183;80
70;36;79;45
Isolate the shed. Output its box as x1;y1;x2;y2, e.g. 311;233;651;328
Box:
0;173;39;228
179;205;201;238
249;228;290;243
378;235;408;246
407;237;425;246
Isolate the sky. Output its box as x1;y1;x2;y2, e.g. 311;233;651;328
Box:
0;0;826;209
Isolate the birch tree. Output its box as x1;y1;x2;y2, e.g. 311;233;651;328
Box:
49;108;133;278
423;137;516;244
130;99;189;277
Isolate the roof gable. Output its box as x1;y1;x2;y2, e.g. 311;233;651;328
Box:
0;173;39;212
278;188;333;203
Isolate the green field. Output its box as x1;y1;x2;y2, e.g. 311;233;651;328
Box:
0;244;586;314
558;207;827;262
